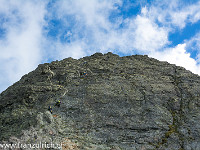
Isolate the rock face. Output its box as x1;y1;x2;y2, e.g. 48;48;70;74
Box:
0;52;200;150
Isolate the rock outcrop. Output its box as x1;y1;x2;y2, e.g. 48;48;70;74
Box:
0;52;200;150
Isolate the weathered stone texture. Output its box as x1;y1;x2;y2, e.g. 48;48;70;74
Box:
0;52;200;150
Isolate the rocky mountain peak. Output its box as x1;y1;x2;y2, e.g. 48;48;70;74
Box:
0;52;200;150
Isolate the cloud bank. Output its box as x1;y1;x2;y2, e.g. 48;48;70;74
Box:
0;0;200;92
0;0;47;92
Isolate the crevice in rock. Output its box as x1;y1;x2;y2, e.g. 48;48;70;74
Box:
173;67;185;149
150;66;185;149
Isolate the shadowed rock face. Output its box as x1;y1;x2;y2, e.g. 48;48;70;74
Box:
0;52;200;150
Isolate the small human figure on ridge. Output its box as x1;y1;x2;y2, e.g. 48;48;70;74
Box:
55;100;61;107
48;106;53;114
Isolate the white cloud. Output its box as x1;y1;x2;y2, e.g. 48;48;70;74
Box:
146;0;200;29
132;15;169;52
54;41;88;59
44;0;129;57
186;32;200;51
150;44;200;75
134;0;200;75
45;0;200;74
1;0;200;93
185;32;200;63
45;0;169;56
0;0;47;92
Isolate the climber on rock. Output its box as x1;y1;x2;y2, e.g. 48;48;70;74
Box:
80;71;87;77
55;100;61;107
48;106;53;114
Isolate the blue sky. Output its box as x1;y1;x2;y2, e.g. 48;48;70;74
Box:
1;0;200;93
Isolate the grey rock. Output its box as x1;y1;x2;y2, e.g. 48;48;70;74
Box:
0;52;200;150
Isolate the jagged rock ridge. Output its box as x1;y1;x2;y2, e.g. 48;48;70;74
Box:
0;52;200;150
